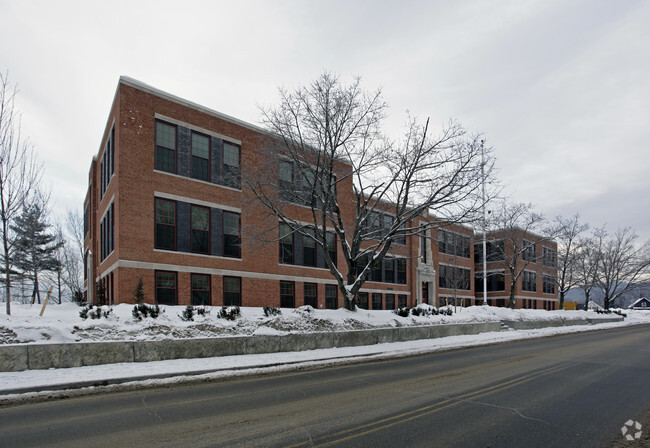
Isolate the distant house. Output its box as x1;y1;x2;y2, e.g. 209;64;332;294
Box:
628;298;650;310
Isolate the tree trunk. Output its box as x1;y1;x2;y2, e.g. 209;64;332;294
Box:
559;291;565;309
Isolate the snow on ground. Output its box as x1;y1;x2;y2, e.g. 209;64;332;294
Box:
1;317;648;402
2;301;644;345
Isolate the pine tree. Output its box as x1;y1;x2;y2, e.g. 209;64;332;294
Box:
10;203;62;304
133;277;146;304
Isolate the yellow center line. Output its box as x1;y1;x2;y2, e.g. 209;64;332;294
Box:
283;363;571;448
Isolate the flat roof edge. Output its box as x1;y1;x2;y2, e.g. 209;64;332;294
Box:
118;76;268;135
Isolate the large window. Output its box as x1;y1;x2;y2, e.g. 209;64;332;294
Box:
359;256;406;285
397;259;406;284
439;230;471;258
357;292;368;310
475;272;505;292
543;275;555;294
325;285;338;309
100;202;114;262
279;223;293;264
191;132;210;181
223;276;241;306
279;160;294;200
304;283;317;308
156;121;176;173
155;271;177;305
439;265;471;290
543;247;556;267
372;293;383;310
223;142;240;188
155;199;176;250
522;240;536;262
191;205;210;254
280;281;295;308
523;271;537;292
223;212;241;258
303;228;316;266
475;240;505;263
383;259;394;284
100;126;114;197
398;295;407;308
191;274;210;306
385;294;395;310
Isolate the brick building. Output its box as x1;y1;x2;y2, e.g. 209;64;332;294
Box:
84;77;558;310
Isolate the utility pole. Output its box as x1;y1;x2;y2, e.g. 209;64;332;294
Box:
481;140;488;306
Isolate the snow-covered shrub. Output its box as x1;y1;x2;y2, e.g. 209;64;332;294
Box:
294;305;315;314
132;303;160;320
218;306;240;320
133;277;146;304
196;306;210;317
264;306;281;317
392;307;410;318
80;305;111;320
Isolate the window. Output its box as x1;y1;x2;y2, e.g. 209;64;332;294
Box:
191;206;210;254
439;230;470;258
84;205;89;236
223;212;241;258
475;272;505;292
381;215;393;238
224;276;241;306
475;240;505;263
100;202;114;262
325;285;338;309
100;126;114;198
357;292;368;310
304;283;317;308
543;247;556;267
223;142;240;188
155;199;176;250
280;281;295;308
396;259;407;285
522;240;536;262
279;160;293;200
395;222;406;245
421;226;428;263
522;271;537;292
191;132;210;181
385;294;395;310
303;228;316;266
383;259;395;284
371;256;382;282
372;293;382;310
156;121;176;173
398;295;407;308
439;265;471;290
543;275;555;294
279;223;293;264
191;274;211;306
326;232;337;267
155;271;177;305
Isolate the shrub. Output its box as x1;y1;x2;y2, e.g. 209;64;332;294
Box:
95;282;107;306
392;307;410;318
180;305;195;322
133;277;146;304
80;305;111;320
196;306;210;317
72;288;86;306
132;303;160;320
263;306;281;317
218;306;240;320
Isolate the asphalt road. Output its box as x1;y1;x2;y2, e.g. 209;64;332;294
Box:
1;325;649;447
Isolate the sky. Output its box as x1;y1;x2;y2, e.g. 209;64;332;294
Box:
1;0;648;241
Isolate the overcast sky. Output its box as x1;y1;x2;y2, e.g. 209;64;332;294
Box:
1;0;648;241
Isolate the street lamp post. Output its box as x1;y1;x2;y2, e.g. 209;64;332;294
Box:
481;140;488;306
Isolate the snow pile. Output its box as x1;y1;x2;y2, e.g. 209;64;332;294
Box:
0;302;647;345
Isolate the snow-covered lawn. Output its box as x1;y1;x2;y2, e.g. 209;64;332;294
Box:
1;301;647;345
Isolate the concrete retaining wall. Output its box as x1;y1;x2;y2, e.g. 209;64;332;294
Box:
0;322;500;372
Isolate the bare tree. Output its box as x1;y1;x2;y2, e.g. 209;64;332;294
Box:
552;214;589;308
249;73;495;310
574;227;605;308
485;201;551;308
597;227;650;309
0;71;43;315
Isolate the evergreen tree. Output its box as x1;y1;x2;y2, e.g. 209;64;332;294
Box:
10;202;62;304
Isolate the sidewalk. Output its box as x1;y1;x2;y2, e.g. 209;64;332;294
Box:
1;320;642;401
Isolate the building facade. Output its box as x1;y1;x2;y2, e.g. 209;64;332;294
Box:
84;77;558;310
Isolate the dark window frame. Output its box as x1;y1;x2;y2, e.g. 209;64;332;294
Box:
522;271;537;292
357;292;369;310
190;205;210;254
155;120;177;174
223;211;241;258
154;198;176;251
223;276;242;306
279;223;294;264
304;283;318;308
372;293;383;310
280;280;295;308
155;270;177;305
222;141;241;189
303;228;317;267
191;273;211;306
325;284;338;309
191;131;211;182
